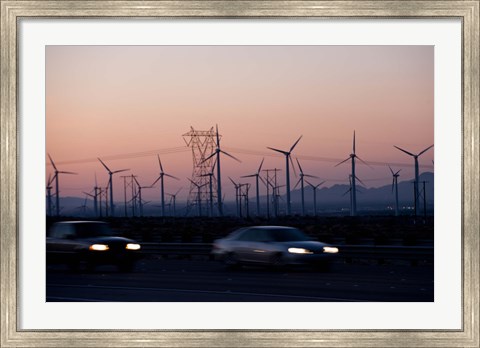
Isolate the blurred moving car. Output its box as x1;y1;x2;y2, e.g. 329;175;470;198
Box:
46;221;142;272
212;226;339;270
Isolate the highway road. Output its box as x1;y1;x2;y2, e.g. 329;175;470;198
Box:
46;258;434;302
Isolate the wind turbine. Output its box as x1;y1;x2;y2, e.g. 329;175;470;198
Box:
48;154;77;217
152;155;179;217
98;158;129;217
294;158;318;216
200;160;217;217
335;131;369;217
166;188;182;217
241;158;265;216
203;125;241;216
133;177;153;217
305;180;325;217
46;174;54;216
267;135;302;215
394;144;433;216
388;166;401;217
229;177;241;217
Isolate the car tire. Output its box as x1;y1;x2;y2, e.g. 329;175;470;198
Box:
224;252;240;270
118;261;135;273
270;253;286;271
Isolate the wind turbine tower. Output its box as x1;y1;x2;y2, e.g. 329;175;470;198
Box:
394;144;433;216
152;155;179;217
241;158;265;216
202;125;241;216
335;131;368;217
46;174;54;216
267;136;302;215
389;166;401;216
48;154;77;217
294;158;318;216
98;158;129;217
305;180;325;216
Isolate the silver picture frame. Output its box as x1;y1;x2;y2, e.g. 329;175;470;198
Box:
1;1;478;347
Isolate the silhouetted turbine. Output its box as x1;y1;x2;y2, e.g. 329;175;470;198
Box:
48;154;77;217
393;144;433;216
389;165;401;217
294;158;318;216
267;135;302;215
305;180;325;216
98;158;129;217
241;158;265;216
152;155;179;217
203;125;241;216
335;131;369;216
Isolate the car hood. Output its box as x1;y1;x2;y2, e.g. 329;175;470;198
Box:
79;236;137;244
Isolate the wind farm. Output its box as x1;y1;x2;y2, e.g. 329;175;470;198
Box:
47;45;433;222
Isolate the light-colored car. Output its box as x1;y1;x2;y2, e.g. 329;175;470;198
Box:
212;226;339;270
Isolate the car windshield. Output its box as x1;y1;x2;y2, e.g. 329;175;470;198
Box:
266;228;311;242
74;223;113;238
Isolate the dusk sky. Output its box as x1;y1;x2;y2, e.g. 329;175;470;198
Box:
46;45;434;203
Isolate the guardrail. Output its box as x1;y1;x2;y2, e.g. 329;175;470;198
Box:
140;243;433;264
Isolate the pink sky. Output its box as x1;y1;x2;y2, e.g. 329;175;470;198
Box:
46;45;434;202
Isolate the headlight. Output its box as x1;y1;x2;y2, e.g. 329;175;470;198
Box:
288;247;313;254
323;246;339;254
126;243;141;250
89;244;109;251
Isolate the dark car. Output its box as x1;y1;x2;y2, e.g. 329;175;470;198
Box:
211;226;339;270
46;221;142;272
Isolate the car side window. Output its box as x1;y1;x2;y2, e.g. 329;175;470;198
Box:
236;229;255;241
51;224;75;239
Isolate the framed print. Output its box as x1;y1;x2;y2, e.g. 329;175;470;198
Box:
1;1;478;347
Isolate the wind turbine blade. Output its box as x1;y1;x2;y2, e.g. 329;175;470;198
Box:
418;144;434;156
241;174;257;178
83;191;94;198
353;131;356;155
342;188;351;196
112;169;129;174
296;158;303;174
395;169;401;175
58;170;78;175
151;176;161;187
288;155;297;177
202;151;217;163
165;173;180;180
259;176;267;186
48;154;57;171
394;146;415;157
388;165;394;175
216;124;220;146
175;187;182;196
158;155;164;173
267;147;289;156
335;157;350;167
318;181;326;188
354;175;366;186
293;178;302;190
228;177;237;187
220;150;241;162
303;174;318;179
356;156;372;168
257;158;264;173
97;158;111;173
289;135;303;153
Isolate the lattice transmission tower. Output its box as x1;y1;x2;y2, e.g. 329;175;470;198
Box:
182;127;218;216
